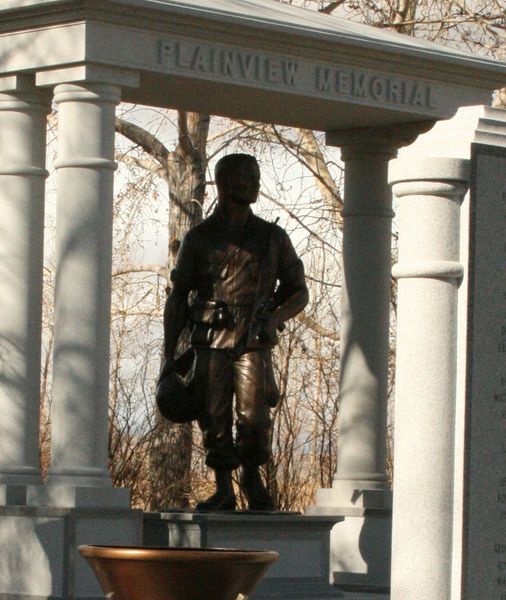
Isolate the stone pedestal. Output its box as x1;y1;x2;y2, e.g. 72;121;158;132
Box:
144;511;343;600
0;75;50;492
389;158;469;600
0;506;142;600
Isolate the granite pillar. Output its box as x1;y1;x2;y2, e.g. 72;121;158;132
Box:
48;83;120;492
389;158;469;600
0;75;49;494
309;124;433;591
331;137;396;501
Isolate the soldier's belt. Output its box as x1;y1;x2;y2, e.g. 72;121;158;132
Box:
190;301;253;330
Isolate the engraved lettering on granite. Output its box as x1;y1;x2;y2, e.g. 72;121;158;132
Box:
158;41;300;87
157;39;439;111
315;66;436;108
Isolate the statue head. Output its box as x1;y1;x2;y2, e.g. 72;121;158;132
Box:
215;153;260;207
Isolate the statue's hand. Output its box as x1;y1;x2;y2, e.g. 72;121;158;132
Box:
160;356;177;378
258;315;280;346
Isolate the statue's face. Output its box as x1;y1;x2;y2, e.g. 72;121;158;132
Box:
218;162;260;207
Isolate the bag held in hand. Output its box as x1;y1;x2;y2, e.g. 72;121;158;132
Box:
156;348;200;423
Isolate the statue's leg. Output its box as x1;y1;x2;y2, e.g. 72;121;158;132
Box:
234;350;275;511
195;467;236;511
195;350;238;511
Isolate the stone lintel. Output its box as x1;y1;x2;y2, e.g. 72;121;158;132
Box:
0;18;497;129
0;22;86;74
0;73;52;105
36;64;140;88
0;72;34;91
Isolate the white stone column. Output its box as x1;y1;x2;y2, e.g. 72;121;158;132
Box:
316;130;409;508
0;75;49;490
389;158;469;600
333;139;396;499
308;133;398;590
47;83;120;489
308;125;434;591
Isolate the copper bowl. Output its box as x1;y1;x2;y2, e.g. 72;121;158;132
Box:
79;545;278;600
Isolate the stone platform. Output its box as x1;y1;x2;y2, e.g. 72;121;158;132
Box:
0;505;142;600
143;510;344;600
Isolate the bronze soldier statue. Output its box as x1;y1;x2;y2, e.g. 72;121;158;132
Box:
162;153;308;511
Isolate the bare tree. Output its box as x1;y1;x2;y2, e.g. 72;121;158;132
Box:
115;111;210;509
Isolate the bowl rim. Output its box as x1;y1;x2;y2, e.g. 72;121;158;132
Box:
78;545;279;563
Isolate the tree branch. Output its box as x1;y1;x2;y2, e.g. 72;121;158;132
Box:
115;117;170;173
177;110;197;159
295;313;340;341
115;153;167;178
319;1;346;15
260;190;339;253
235;120;343;218
113;264;169;280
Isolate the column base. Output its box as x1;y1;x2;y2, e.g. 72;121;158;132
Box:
0;467;42;487
28;484;130;508
306;484;392;593
46;465;112;488
0;482;129;508
313;484;392;510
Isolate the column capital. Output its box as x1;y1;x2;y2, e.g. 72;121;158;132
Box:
389;156;470;190
326;120;436;160
52;82;122;107
390;157;470;288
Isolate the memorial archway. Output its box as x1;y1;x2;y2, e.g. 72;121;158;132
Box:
1;1;505;599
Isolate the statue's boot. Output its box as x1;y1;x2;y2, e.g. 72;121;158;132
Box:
241;465;275;511
196;469;236;511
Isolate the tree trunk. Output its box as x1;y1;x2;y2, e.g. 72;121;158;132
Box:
149;111;210;510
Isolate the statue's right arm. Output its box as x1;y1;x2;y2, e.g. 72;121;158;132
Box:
162;230;196;371
162;282;190;370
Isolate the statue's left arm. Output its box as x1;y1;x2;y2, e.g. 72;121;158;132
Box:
263;230;309;338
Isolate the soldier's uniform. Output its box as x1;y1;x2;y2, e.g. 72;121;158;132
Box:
171;205;306;470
